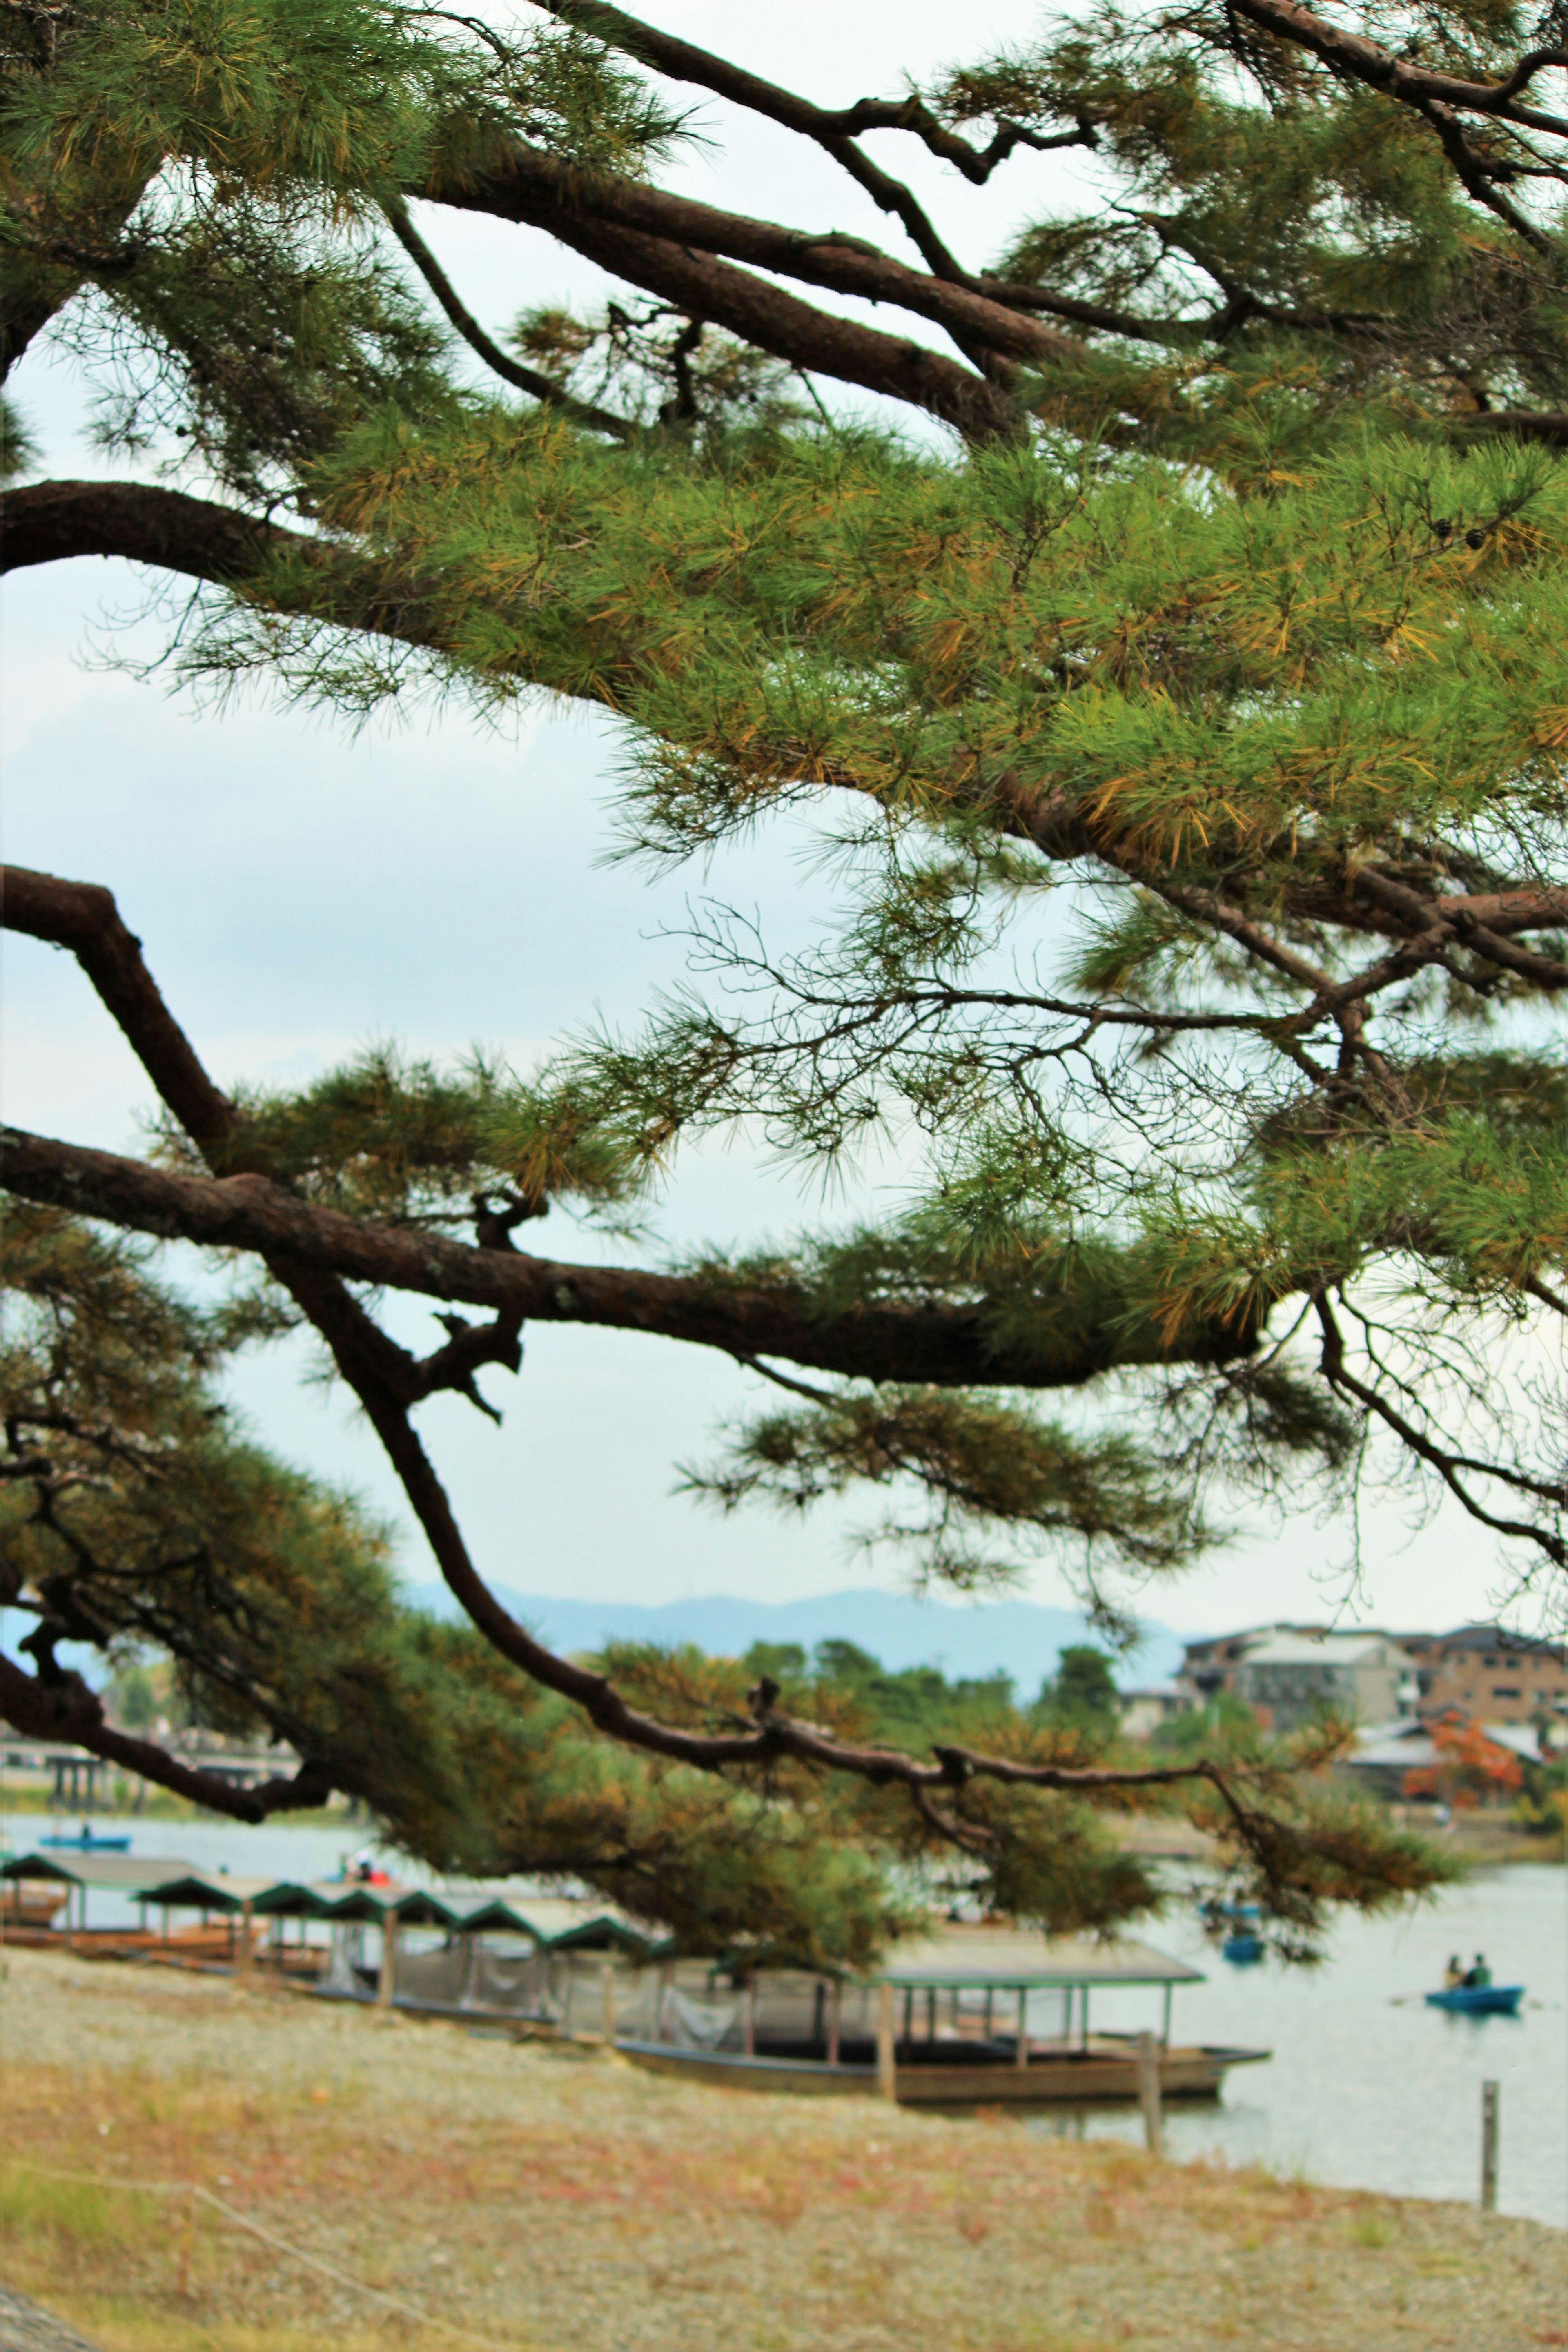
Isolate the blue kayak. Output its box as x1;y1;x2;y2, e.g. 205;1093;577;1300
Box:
40;1831;131;1852
1425;1984;1524;2016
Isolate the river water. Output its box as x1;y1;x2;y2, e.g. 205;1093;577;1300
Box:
4;1812;1564;2227
1033;1863;1568;2230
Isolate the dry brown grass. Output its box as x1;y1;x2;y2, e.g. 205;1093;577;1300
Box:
0;1944;1562;2352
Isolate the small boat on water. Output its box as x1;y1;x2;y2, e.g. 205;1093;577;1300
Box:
40;1828;131;1852
1222;1930;1265;1965
1425;1984;1524;2016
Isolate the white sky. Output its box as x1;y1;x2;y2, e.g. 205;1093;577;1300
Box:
0;2;1552;1645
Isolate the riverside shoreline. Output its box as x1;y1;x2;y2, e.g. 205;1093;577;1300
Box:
0;1945;1561;2352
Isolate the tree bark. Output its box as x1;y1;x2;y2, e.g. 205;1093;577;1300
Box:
0;1122;1254;1386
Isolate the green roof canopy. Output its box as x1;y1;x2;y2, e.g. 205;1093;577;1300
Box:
130;1873;272;1916
873;1931;1205;1991
0;1851;196;1893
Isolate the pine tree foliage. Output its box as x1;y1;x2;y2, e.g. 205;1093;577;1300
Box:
7;0;1568;1946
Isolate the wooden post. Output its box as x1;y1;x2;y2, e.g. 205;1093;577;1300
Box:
827;1979;841;2067
926;1987;937;2043
600;1961;617;2046
875;1982;897;2102
658;1958;673;2042
377;1914;396;2010
1481;2080;1499;2213
235;1899;253;1990
983;1988;993;2042
1136;2030;1163;2156
1015;1987;1029;2071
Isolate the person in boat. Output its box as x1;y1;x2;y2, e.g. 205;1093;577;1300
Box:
1443;1954;1465;1989
1461;1954;1492;1988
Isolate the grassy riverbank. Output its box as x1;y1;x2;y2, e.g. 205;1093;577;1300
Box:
0;1947;1561;2351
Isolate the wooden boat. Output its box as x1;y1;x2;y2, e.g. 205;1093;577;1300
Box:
618;2031;1268;2105
0;1882;69;1929
617;1928;1270;2107
1425;1984;1524;2016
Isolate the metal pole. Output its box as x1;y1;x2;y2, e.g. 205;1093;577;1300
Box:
1015;1987;1029;2071
827;1979;841;2067
1136;2031;1163;2155
236;1899;253;1990
1481;2080;1499;2213
600;1961;617;2046
377;1913;396;2010
1161;1982;1173;2048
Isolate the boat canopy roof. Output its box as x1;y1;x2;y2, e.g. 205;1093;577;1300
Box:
1;1851;197;1892
131;1872;273;1915
122;1871;666;1951
873;1929;1204;1991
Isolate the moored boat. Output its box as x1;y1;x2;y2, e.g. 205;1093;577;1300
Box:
40;1828;131;1852
619;2031;1268;2104
0;1881;69;1929
617;1927;1271;2107
1425;1983;1524;2016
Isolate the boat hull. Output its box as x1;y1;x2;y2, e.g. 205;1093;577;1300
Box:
1425;1985;1524;2016
615;2038;1269;2104
0;1885;69;1929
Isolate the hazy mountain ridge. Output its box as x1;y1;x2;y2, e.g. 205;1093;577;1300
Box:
403;1584;1187;1691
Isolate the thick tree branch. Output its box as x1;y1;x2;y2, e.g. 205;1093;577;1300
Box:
0;1649;335;1821
0;1121;1258;1387
1230;0;1567;247
531;0;1083;187
1231;0;1568;134
428;155;1027;440
436;141;1085;373
0;478;290;580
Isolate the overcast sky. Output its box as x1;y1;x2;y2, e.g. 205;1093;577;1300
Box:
1;1;1551;1646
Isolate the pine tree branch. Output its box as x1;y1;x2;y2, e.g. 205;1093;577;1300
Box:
528;0;1087;186
1229;0;1568;250
428;148;1033;438
1313;1293;1568;1565
0;1648;336;1821
0;478;290;579
0;1119;1261;1388
1229;0;1568;138
439;140;1087;368
0;862;1301;1851
380;196;637;438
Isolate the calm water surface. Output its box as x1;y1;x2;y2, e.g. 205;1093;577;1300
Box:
4;1814;1564;2226
1033;1865;1568;2229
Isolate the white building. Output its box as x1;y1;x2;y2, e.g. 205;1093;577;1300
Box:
1227;1629;1419;1731
1117;1684;1191;1740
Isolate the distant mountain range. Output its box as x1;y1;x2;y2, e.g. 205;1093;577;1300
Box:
404;1583;1188;1692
